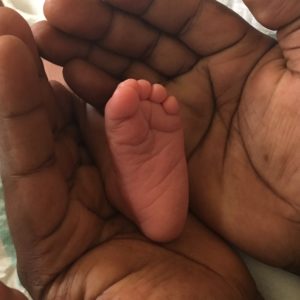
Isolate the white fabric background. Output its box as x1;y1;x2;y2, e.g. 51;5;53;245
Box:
2;0;44;24
0;1;299;300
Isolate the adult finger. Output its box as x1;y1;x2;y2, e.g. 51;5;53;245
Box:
33;21;166;108
0;35;68;258
44;0;250;57
0;7;44;76
34;21;191;79
243;0;300;29
244;0;300;74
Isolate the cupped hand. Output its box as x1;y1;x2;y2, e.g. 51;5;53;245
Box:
34;0;300;272
0;8;260;300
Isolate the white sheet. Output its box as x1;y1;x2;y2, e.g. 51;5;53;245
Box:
2;0;44;25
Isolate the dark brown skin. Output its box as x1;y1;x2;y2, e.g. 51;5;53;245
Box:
0;7;261;300
0;282;27;300
33;0;300;272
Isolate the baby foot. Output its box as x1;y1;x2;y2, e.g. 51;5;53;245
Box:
104;79;188;242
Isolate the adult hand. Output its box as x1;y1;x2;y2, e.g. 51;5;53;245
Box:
34;0;300;273
0;8;260;299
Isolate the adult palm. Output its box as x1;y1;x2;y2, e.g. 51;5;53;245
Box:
0;8;259;300
34;0;300;272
